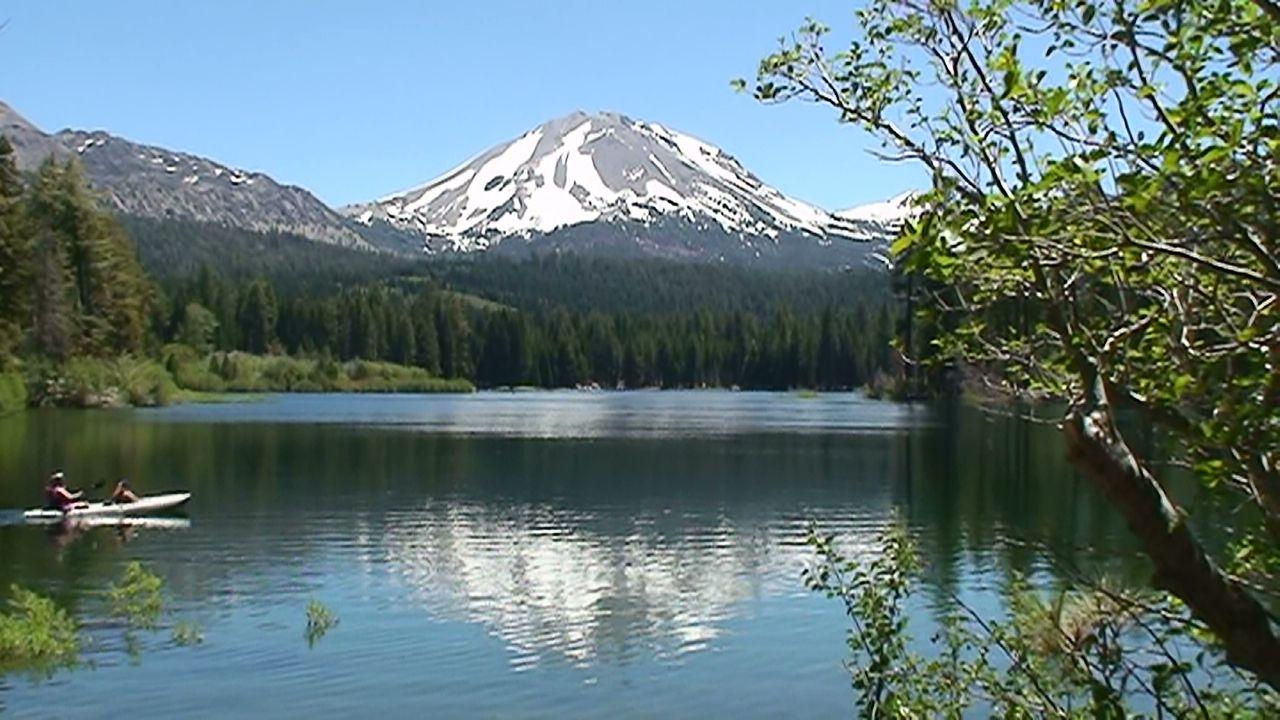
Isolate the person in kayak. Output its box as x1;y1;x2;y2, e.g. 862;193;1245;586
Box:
44;471;87;512
109;478;140;504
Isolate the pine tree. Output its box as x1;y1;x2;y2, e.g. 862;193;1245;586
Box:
237;279;278;354
412;294;441;375
0;136;28;361
389;312;416;366
29;225;73;360
178;302;219;353
22;158;152;357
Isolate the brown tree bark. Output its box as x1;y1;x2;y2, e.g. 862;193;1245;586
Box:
1063;396;1280;690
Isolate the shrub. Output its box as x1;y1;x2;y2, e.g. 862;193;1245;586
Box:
171;358;226;393
305;600;338;648
0;585;80;675
171;621;204;647
167;352;473;395
806;522;1280;717
108;562;164;629
0;371;26;415
108;357;177;407
22;357;178;408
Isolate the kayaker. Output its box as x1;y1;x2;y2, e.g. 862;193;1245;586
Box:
109;478;140;504
44;471;86;512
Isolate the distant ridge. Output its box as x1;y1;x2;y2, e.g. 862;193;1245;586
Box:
0;100;405;252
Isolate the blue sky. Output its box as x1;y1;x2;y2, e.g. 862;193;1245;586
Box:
0;0;924;210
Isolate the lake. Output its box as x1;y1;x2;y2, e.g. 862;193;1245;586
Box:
0;391;1145;718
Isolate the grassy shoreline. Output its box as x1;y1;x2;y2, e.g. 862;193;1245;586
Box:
3;350;912;413
10;348;474;410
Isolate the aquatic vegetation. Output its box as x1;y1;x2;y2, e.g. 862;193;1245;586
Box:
107;562;164;629
171;620;204;646
305;600;339;647
0;584;80;675
0;563;206;677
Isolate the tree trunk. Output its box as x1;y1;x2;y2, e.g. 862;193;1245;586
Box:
1062;400;1280;689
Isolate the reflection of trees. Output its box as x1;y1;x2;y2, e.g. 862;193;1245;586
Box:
0;400;1199;666
894;404;1156;614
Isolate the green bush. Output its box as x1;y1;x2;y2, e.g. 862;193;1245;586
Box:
169;352;474;395
24;357;178;408
160;343;201;366
109;357;177;407
108;562;164;629
60;358;117;406
806;522;1280;717
171;621;204;647
305;599;339;648
0;585;80;675
0;371;26;415
171;359;226;393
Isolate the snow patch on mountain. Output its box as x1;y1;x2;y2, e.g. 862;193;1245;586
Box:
835;191;919;269
836;191;917;226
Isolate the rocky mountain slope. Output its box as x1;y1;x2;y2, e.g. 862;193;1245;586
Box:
0;101;380;251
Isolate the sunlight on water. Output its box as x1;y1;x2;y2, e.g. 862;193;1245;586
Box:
144;391;933;438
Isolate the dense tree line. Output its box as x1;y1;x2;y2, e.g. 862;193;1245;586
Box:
123;216;417;294
0;138;153;365
128;216;891;317
163;269;895;390
422;254;889;316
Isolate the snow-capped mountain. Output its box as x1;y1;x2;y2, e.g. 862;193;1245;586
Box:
837;191;917;227
835;191;917;268
344;111;884;267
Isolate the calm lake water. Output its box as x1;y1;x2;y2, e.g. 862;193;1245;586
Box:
0;391;1147;718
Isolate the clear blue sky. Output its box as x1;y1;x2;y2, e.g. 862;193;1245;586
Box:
0;0;923;210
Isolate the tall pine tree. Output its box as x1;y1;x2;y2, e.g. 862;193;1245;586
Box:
0;137;28;361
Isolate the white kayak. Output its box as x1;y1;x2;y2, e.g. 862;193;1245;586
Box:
23;492;192;522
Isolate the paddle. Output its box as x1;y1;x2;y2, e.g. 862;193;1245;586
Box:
66;480;106;503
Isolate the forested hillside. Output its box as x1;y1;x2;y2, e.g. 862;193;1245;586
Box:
128;215;889;317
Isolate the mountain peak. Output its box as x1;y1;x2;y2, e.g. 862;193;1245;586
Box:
0;100;35;130
540;109;630;127
837;191;917;224
346;111;869;265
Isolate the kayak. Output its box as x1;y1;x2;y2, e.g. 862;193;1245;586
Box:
23;492;192;522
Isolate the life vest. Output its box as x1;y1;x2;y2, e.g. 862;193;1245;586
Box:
45;485;70;510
